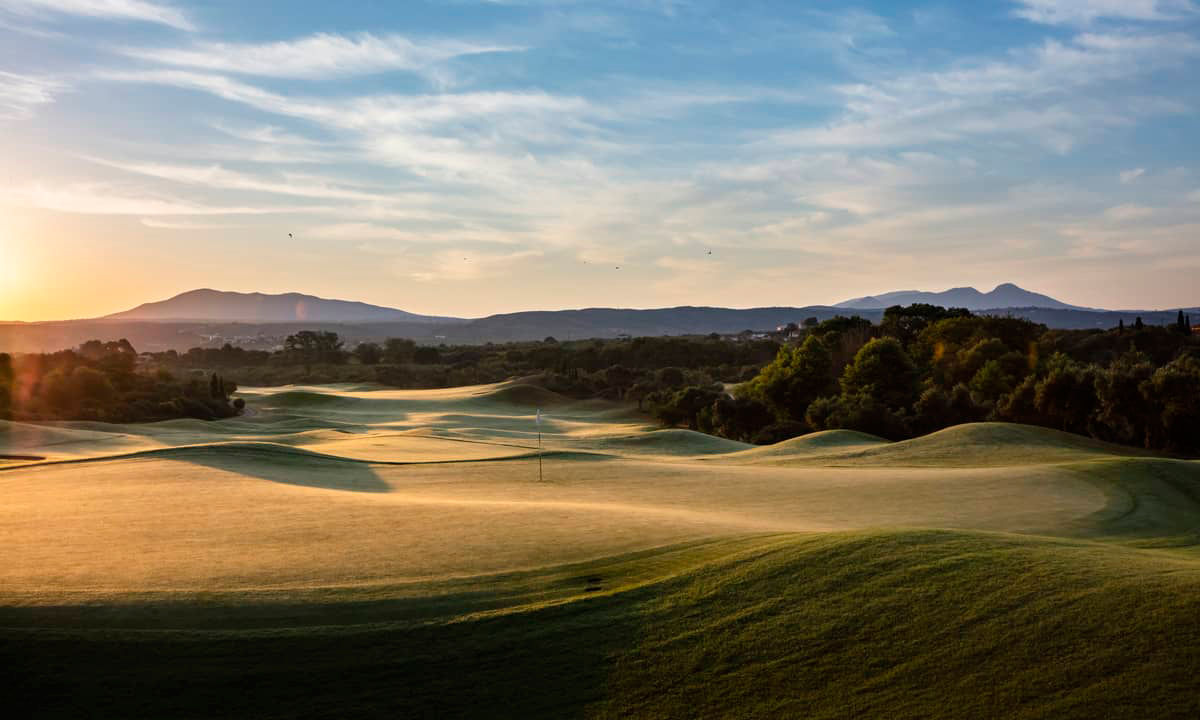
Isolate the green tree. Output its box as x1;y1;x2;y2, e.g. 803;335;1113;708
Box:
745;335;835;422
284;331;344;371
654;386;723;430
383;338;417;364
806;392;907;440
707;394;773;442
996;375;1039;425
968;359;1016;409
910;383;982;435
354;342;383;365
840;337;920;411
1094;350;1155;446
413;346;442;365
656;367;686;389
71;366;116;409
880;304;971;349
1033;353;1098;435
1142;355;1200;453
604;365;635;399
41;369;77;413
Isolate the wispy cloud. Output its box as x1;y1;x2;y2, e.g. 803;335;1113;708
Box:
1103;203;1155;220
0;70;62;119
97;68;596;189
3;0;193;30
139;217;245;229
10;182;330;215
410;248;543;282
1119;167;1146;183
97;69;588;133
123;32;523;80
89;157;393;203
769;30;1199;153
1013;0;1198;27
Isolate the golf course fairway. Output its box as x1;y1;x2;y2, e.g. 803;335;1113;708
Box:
2;381;1198;718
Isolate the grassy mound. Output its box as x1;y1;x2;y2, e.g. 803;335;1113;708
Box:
1065;457;1200;546
255;389;374;409
777;422;1148;467
723;429;888;461
481;382;573;408
6;530;1198;719
587;428;752;456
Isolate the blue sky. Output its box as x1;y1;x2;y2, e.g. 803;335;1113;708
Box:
1;0;1198;319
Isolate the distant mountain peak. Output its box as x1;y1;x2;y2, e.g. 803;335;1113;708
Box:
835;283;1084;311
104;289;464;324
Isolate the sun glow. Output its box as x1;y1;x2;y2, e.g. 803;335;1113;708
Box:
0;215;35;320
0;219;20;287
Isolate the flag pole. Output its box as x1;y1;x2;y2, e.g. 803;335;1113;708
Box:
536;408;543;482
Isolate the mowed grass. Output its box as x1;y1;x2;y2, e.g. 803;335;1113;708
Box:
6;531;1199;719
1;380;1199;718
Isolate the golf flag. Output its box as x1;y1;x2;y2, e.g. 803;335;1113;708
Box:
535;408;544;481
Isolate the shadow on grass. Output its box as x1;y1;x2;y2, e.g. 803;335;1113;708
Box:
1;583;644;719
160;443;390;493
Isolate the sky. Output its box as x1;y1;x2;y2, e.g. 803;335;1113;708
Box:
1;0;1199;321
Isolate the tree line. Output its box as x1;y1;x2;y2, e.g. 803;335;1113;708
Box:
146;332;782;393
646;304;1200;454
0;340;240;422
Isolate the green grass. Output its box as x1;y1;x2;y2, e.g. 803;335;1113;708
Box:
5;531;1199;719
3;381;1199;718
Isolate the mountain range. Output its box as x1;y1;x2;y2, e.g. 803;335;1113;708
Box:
108;284;1089;325
1;285;1195;353
835;283;1087;311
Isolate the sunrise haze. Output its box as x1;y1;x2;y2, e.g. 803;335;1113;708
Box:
2;0;1199;321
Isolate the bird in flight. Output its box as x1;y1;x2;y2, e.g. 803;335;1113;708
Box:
288;233;293;238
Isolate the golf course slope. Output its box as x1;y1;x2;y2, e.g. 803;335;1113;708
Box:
2;381;1198;718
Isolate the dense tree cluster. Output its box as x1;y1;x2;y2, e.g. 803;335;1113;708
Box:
650;306;1200;454
147;333;781;393
0;340;239;423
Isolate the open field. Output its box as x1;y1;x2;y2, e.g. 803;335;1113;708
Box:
3;381;1199;718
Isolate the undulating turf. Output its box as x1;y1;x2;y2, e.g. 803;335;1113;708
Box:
2;380;1197;718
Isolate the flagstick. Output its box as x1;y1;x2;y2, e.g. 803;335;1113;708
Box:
538;424;543;482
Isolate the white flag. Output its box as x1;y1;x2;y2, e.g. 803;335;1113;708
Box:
536;408;542;425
